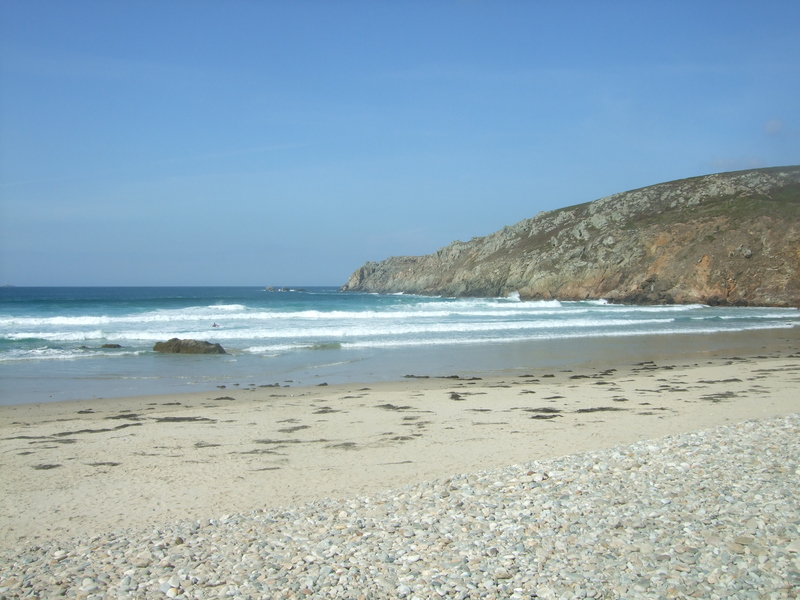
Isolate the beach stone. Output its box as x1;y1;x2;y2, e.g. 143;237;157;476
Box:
153;338;226;354
131;551;152;567
727;542;745;553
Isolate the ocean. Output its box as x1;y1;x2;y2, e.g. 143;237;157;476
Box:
1;286;798;405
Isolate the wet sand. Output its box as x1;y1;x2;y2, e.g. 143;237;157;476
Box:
1;328;799;551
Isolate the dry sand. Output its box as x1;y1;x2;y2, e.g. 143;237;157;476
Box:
1;329;799;552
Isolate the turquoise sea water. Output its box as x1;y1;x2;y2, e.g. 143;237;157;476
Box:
1;286;798;404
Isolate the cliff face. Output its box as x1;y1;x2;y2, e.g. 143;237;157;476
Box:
341;166;800;306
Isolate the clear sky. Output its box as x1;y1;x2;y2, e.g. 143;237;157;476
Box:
1;0;798;286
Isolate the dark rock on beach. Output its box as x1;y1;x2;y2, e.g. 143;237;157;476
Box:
153;338;226;354
101;344;122;348
341;166;800;306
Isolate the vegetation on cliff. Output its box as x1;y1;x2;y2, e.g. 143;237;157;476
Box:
341;166;800;306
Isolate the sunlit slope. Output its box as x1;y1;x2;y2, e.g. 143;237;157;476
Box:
341;166;800;306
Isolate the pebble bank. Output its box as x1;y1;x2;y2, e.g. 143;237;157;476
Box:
1;414;799;599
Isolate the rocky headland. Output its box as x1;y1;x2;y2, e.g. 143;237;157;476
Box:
341;166;800;306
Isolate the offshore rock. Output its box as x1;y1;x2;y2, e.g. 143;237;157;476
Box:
153;338;226;354
341;166;800;306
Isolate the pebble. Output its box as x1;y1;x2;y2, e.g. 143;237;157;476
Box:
1;413;799;599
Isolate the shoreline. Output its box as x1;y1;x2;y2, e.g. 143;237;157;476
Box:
3;325;799;407
1;328;799;553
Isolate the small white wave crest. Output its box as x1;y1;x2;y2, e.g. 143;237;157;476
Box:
0;347;143;362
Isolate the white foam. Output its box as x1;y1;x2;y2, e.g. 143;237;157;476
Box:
4;294;797;368
113;317;672;346
212;304;248;311
0;306;599;332
5;330;108;341
18;309;796;345
4;299;746;330
0;347;143;362
343;321;796;349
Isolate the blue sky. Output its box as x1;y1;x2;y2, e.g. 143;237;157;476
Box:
1;0;798;286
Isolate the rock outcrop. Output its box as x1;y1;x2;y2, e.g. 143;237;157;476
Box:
341;166;800;306
153;338;226;354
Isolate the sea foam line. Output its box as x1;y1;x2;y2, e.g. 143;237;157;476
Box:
0;306;595;327
2;317;679;343
339;321;799;349
241;321;798;353
1;299;747;328
0;348;144;362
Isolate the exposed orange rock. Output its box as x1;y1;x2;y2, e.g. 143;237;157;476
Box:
342;166;800;306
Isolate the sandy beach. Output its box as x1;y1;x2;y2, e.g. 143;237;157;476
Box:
2;329;799;553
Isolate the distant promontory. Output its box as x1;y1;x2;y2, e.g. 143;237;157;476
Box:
341;166;800;306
